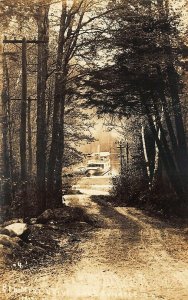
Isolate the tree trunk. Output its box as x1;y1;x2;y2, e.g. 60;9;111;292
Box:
47;2;67;208
156;0;188;198
36;6;49;214
152;121;161;186
140;92;185;200
46;79;53;140
54;90;65;207
167;64;188;172
156;66;179;159
141;124;151;185
141;121;158;188
47;78;62;207
20;38;28;217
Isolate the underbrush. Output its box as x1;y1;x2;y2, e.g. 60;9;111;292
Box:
110;170;187;219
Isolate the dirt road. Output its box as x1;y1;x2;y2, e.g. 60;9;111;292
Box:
1;178;188;300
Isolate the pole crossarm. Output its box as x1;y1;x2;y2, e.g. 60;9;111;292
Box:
3;39;46;44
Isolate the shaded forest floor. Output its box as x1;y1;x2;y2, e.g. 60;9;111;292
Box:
1;190;188;300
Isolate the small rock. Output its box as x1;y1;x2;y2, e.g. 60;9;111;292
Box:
32;223;44;229
30;218;37;225
48;224;59;230
33;246;46;253
27;244;46;254
70;236;81;243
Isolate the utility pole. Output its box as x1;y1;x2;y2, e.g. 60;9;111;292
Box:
27;96;32;175
3;37;45;181
0;36;5;214
116;141;125;174
20;37;27;182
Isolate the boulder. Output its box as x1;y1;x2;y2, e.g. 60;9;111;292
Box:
0;234;21;249
13;236;24;247
0;226;18;237
3;219;24;227
0;244;12;268
37;209;55;224
0;227;10;235
53;206;85;223
4;223;30;241
37;206;86;224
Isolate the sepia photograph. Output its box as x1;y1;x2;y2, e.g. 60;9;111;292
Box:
0;0;188;299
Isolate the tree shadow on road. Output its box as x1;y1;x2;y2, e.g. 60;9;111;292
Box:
89;195;145;265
